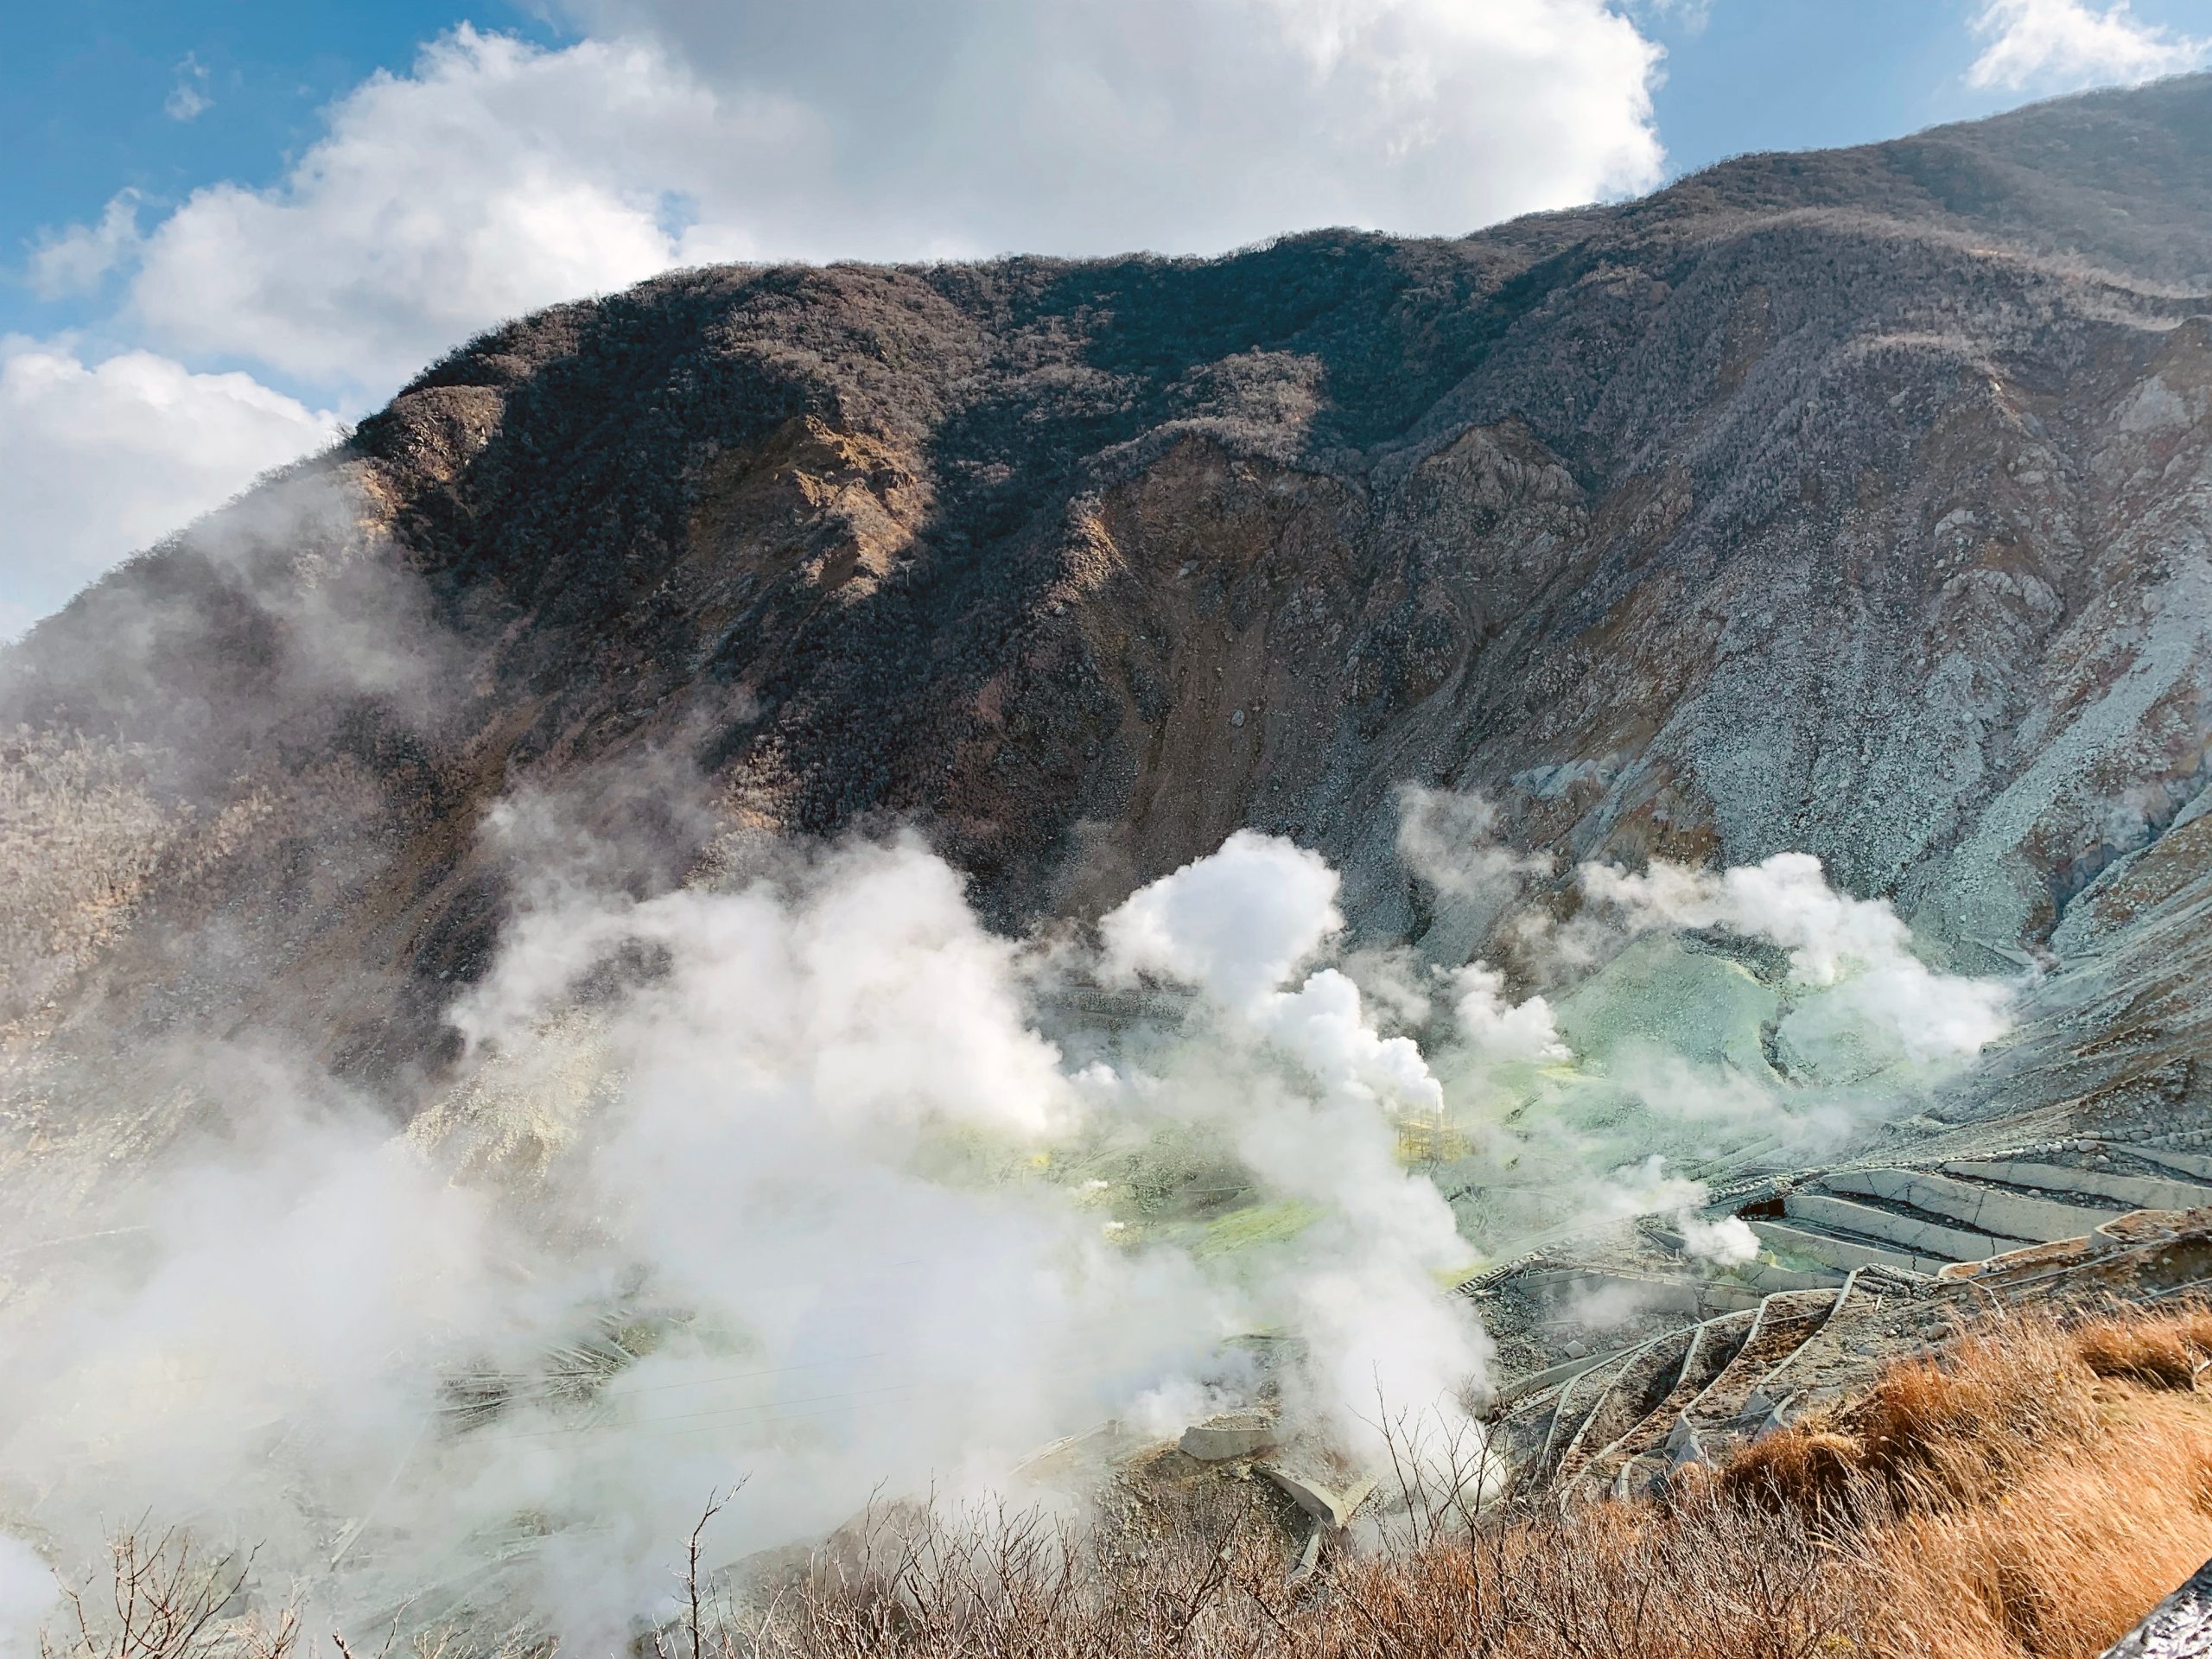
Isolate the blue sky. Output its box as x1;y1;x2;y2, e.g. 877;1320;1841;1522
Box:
2;1;557;388
3;0;2209;632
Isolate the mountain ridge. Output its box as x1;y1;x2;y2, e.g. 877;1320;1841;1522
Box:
7;72;2212;1136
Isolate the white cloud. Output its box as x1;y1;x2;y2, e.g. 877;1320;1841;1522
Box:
27;194;142;300
1624;0;1714;33
1967;0;2209;92
128;28;771;393
100;6;1661;396
16;3;1665;615
576;0;1667;252
164;53;212;122
0;339;343;635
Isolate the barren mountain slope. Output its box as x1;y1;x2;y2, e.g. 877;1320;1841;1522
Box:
6;74;2212;1136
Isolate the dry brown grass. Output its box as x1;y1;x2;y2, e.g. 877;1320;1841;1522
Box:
2072;1303;2212;1389
1719;1310;2101;1516
1716;1299;2212;1657
719;1300;2212;1659
1868;1392;2212;1658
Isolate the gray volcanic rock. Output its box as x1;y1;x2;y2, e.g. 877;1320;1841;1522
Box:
2105;1553;2212;1658
7;74;2212;1137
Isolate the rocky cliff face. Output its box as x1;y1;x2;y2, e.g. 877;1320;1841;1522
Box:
8;74;2212;1140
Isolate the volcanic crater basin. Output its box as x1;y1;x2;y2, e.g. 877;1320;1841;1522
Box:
4;69;2212;1655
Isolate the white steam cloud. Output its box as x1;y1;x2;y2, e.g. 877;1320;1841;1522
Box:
1396;789;2017;1262
0;822;1485;1648
1681;1210;1760;1268
0;771;2022;1649
1594;1155;1760;1269
1581;850;2015;1064
1449;961;1569;1063
1100;828;1344;1014
0;1533;51;1659
1092;835;1486;1456
1395;785;1551;899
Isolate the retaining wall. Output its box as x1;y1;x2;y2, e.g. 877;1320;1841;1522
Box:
1944;1160;2212;1213
1784;1192;2030;1261
1824;1168;2099;1243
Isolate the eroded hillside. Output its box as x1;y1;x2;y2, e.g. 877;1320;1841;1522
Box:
6;73;2212;1139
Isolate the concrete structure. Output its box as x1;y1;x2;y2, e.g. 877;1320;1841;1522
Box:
1740;1158;2156;1281
1823;1167;2107;1243
2102;1554;2212;1657
1515;1266;1765;1317
1493;1346;1622;1408
1943;1160;2212;1214
1749;1217;1942;1276
1783;1192;2033;1262
2133;1146;2212;1183
1179;1413;1278;1461
1732;1259;1846;1294
1257;1465;1374;1530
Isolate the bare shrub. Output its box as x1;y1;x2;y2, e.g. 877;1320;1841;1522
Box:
703;1461;1859;1659
41;1529;294;1659
737;1482;1286;1659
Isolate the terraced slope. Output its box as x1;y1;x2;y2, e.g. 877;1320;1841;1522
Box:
1484;1156;2212;1498
1747;1150;2212;1279
1583;1308;1756;1497
1553;1326;1695;1488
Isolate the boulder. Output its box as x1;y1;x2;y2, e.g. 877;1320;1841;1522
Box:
2103;1554;2212;1657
